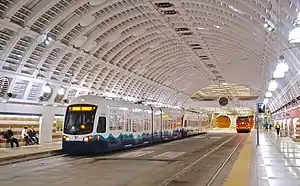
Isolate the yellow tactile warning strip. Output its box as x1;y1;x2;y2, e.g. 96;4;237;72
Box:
223;132;253;186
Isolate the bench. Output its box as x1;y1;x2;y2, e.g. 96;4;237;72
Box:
0;137;27;148
0;132;62;148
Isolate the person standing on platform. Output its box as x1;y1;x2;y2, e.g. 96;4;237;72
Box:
275;123;281;136
265;121;269;131
4;126;20;148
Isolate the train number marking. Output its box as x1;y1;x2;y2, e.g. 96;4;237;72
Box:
118;150;155;158
153;151;186;159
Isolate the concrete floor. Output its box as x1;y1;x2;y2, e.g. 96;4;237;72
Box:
0;133;245;186
250;131;300;186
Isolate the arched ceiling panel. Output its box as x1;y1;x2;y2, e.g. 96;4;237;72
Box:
0;0;300;109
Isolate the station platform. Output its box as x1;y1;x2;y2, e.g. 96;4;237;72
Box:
0;141;62;165
224;130;300;186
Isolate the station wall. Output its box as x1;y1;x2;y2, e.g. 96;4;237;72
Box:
0;103;66;145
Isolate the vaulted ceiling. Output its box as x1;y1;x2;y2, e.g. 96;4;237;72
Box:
0;0;300;110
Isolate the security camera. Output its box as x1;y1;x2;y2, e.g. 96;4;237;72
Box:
7;93;12;97
63;99;68;104
39;96;44;101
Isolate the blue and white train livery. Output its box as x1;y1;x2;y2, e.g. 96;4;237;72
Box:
62;95;207;155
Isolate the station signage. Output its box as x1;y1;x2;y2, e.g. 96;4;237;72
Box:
257;103;266;114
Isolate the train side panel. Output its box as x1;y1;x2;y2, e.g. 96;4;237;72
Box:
62;96;206;155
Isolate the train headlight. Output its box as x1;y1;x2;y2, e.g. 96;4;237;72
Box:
63;135;70;141
83;136;93;142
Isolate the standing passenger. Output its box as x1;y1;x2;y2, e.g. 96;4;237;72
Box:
265;121;269;131
275;123;281;136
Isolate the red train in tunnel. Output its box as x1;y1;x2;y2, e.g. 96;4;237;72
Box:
236;115;254;133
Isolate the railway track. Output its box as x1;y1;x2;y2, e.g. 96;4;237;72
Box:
158;134;247;186
0;133;247;186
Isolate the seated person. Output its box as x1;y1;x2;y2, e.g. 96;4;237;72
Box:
4;126;20;148
22;126;33;145
28;126;39;144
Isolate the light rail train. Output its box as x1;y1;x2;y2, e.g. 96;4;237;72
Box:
62;96;208;155
236;116;252;133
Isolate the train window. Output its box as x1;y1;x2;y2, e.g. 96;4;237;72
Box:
144;119;151;131
97;117;106;133
154;118;161;131
162;120;166;130
117;115;124;130
132;119;142;132
109;114;117;130
125;119;131;132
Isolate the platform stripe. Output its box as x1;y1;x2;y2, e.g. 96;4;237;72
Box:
117;150;154;158
153;151;185;159
223;132;253;186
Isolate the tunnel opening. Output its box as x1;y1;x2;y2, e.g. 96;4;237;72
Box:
215;115;231;128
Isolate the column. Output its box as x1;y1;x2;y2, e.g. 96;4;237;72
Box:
229;115;238;128
39;106;55;144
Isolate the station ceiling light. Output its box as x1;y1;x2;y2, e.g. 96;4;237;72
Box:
263;21;275;32
43;83;52;94
37;34;54;45
289;12;300;44
263;98;269;104
268;80;278;92
276;55;288;73
57;87;65;95
273;69;284;78
265;91;272;98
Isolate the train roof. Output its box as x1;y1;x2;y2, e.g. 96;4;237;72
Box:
69;95;181;113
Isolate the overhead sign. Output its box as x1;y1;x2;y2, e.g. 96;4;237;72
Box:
257;103;266;114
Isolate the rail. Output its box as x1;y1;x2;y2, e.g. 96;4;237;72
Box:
158;134;247;186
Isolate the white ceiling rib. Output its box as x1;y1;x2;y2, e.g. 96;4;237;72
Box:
0;0;299;109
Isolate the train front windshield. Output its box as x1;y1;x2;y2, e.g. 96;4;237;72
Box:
64;105;97;135
237;117;249;124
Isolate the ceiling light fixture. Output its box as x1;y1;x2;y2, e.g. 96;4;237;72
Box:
263;20;275;31
43;83;52;94
289;12;300;43
273;69;284;78
263;98;269;105
265;91;272;98
57;87;65;95
268;80;278;92
275;55;288;73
